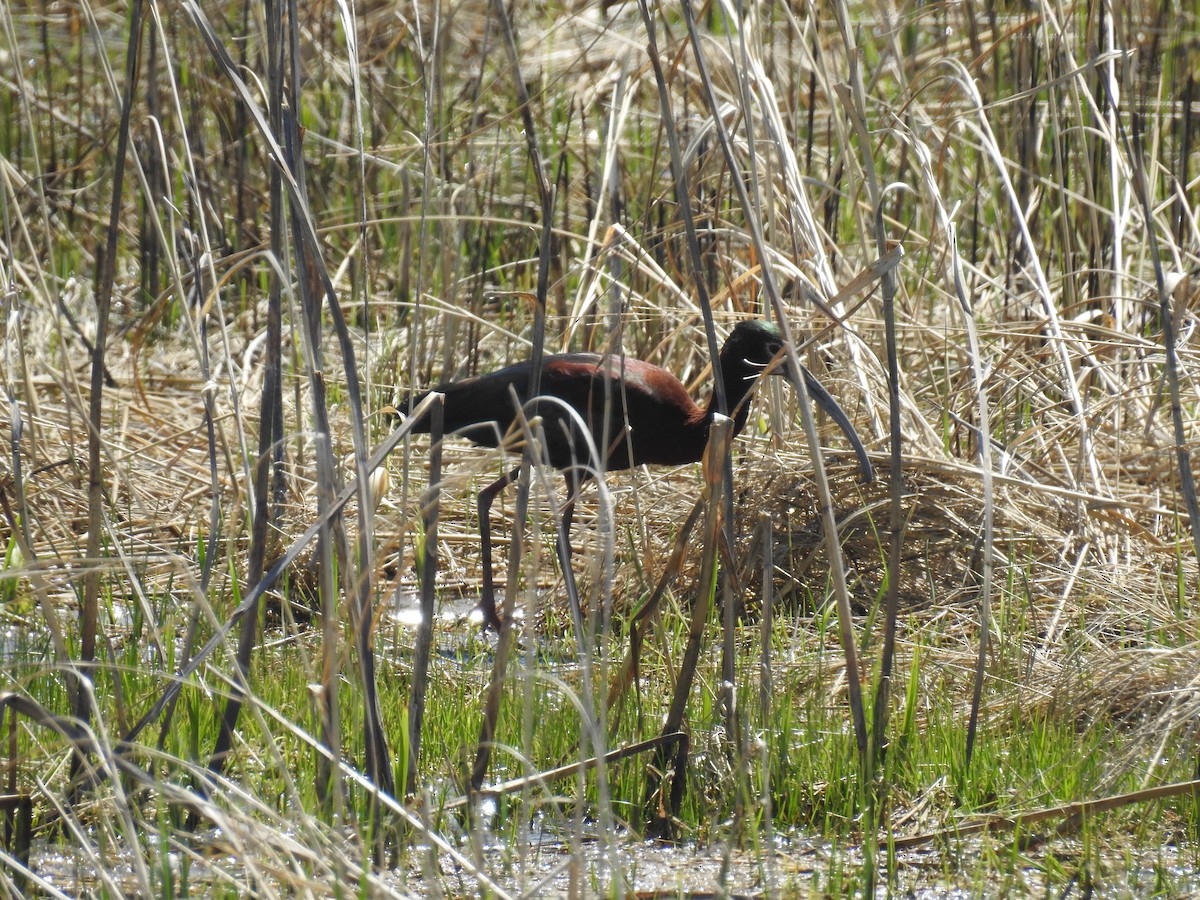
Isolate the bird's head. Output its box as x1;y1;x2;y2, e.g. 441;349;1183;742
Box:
725;320;788;379
724;319;874;483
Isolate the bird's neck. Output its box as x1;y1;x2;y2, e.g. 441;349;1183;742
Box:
705;359;758;437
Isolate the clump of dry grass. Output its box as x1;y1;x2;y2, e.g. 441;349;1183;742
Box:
3;0;1200;893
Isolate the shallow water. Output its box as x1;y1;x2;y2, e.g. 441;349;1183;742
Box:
15;813;1200;897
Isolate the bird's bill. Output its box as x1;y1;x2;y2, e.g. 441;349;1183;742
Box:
782;364;875;483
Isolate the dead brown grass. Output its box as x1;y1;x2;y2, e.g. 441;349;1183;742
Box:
4;0;1200;891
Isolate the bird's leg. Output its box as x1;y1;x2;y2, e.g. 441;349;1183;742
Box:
477;467;520;631
560;469;582;558
551;469;589;638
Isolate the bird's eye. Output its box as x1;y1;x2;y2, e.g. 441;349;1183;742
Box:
767;342;782;356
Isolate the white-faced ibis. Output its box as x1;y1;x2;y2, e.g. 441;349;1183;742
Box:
404;320;873;629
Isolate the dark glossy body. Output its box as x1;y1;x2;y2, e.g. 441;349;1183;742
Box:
402;320;871;628
410;352;735;470
405;320;858;472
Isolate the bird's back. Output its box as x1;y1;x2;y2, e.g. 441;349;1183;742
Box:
404;352;707;470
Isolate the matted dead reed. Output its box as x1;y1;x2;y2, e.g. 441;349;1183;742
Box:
2;0;1200;894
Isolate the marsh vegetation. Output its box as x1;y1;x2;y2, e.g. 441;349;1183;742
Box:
2;0;1200;895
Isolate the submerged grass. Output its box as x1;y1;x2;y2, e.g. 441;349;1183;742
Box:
3;0;1200;895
